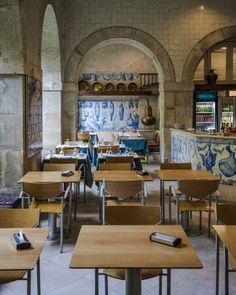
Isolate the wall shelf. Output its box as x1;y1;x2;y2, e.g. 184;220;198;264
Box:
195;84;236;91
78;90;159;96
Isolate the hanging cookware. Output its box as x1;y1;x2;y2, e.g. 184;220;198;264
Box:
141;97;156;126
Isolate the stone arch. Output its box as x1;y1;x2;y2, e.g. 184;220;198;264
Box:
64;26;175;84
182;26;236;82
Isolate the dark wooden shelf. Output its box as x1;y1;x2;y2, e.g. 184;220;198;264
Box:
195;84;236;91
78;90;159;96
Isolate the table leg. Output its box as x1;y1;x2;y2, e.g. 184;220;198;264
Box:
215;234;219;295
160;180;165;224
37;257;41;295
166;269;171;295
224;246;229;295
125;269;141;295
27;270;31;295
48;213;57;240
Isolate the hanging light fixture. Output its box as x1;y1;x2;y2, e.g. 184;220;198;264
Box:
141;97;156;126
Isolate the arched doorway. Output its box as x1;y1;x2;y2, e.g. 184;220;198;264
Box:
63;26;175;161
41;4;61;151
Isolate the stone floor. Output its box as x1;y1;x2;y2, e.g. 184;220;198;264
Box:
1;163;236;295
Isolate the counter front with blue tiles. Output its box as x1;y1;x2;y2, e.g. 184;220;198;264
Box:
171;129;236;184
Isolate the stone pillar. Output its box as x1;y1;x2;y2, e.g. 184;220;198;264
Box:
161;82;194;161
61;82;78;141
0;76;24;192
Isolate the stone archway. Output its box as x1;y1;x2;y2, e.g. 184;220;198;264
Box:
182;26;236;82
63;26;175;161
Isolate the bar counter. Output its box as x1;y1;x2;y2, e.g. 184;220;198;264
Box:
171;129;236;184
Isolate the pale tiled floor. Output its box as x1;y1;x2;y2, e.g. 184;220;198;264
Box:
1;163;236;295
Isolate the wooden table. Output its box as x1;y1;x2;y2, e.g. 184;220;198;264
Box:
94;170;153;224
213;225;236;295
157;169;218;224
70;225;202;295
0;228;48;295
18;171;81;239
18;171;81;184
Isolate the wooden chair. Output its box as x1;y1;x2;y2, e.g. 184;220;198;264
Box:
0;208;40;292
102;180;144;212
99;163;131;171
174;179;219;236
63;147;79;155
160;162;192;224
98;145;120;153
96;206;167;295
21;182;71;253
49;157;86;211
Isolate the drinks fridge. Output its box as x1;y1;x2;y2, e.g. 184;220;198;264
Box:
218;91;236;127
193;91;218;131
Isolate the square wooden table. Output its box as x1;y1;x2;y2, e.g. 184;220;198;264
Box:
0;228;48;295
94;170;153;224
157;169;219;224
70;225;202;295
213;225;236;295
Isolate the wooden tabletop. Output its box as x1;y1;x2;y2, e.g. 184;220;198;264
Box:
93;170;153;182
213;225;236;261
0;228;49;271
157;169;218;181
18;171;81;183
70;225;202;269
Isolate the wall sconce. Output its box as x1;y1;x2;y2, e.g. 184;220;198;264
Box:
141;97;156;126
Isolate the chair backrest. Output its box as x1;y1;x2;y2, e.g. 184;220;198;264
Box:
98;145;120;153
216;203;236;225
64;141;79;145
43;163;76;171
50;158;77;164
105;206;160;225
100;163;131;171
78;133;90;141
179;179;219;199
104;180;142;198
23;182;62;200
160;162;192;170
106;156;133;164
0;208;40;228
63;148;79;155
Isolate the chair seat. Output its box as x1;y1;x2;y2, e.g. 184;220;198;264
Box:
0;271;26;284
30;201;65;214
106;200;141;206
104;268;162;280
178;200;213;212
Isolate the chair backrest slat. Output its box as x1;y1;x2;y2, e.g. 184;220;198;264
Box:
23;182;62;200
0;208;40;228
106;156;133;164
50;158;77;164
105;206;160;225
43;163;76;171
104;180;142;198
179;179;219;199
100;163;131;171
216;204;236;225
160;162;192;170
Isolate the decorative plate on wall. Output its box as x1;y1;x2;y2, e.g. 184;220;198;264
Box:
93;82;103;92
105;83;114;92
117;83;126;91
128;82;138;92
78;80;89;91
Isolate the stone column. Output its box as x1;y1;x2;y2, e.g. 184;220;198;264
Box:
61;82;78;141
161;82;194;161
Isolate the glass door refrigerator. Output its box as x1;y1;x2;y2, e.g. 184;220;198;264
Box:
193;91;218;131
218;91;236;127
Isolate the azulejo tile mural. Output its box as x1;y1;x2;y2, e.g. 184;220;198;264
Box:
78;99;139;131
171;130;236;184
